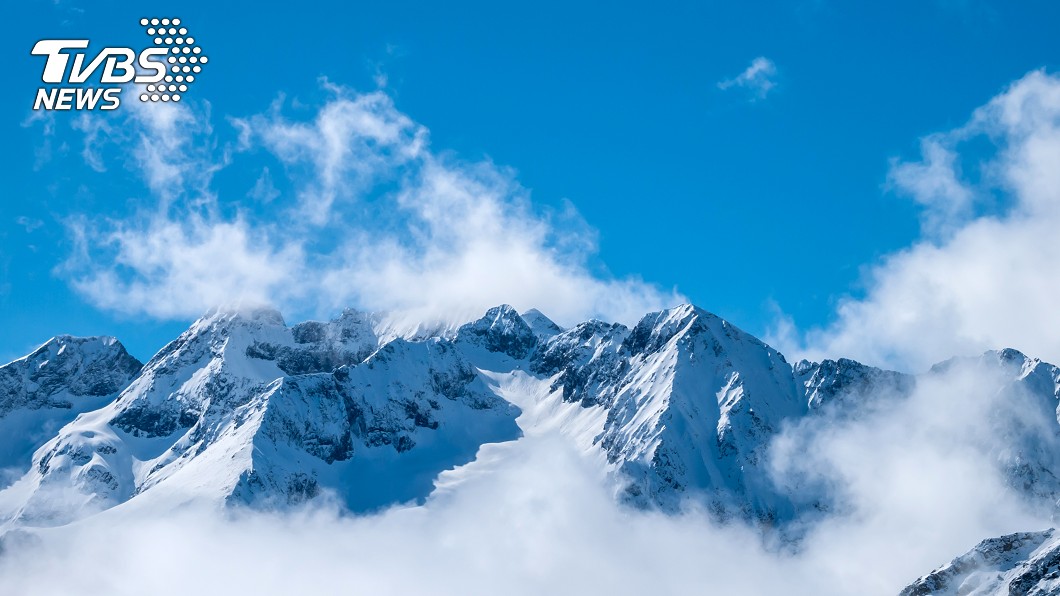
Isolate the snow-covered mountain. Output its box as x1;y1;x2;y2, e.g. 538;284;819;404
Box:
3;301;1060;581
901;530;1060;595
0;307;519;526
0;336;141;487
529;304;807;522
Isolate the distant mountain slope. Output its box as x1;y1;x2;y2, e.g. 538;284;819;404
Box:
0;336;141;487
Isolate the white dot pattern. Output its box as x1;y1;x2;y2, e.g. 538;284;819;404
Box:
139;17;208;102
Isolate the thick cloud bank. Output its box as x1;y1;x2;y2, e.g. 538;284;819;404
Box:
774;71;1060;371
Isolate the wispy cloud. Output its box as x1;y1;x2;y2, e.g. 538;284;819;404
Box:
249;167;280;203
718;57;778;100
15;216;44;233
236;85;426;226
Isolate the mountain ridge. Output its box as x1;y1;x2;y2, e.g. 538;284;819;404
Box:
2;301;1059;596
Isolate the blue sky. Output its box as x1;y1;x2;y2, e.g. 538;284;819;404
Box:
3;0;1060;366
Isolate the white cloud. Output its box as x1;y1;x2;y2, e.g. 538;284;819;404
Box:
314;155;675;328
15;216;43;233
773;70;1060;371
888;137;975;235
64;83;680;327
123;98;223;203
70;113;111;173
67;98;223;203
249;167;280;203
69;215;306;319
718;57;778;100
236;86;426;226
770;359;1046;593
22;110;57;170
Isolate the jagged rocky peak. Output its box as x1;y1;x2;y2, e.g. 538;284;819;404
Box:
96;306;300;445
929;347;1044;378
533;319;629;371
147;306;381;378
530;319;630;406
292;308;374;345
622;303;773;360
455;304;538;359
993;347;1036;366
146;304;288;365
902;529;1060;596
588;303;811;520
276;309;381;374
198;304;287;328
520;308;563;340
224;334;521;511
622;303;700;355
0;335;142;505
0;335;142;415
928;348;1060;417
794;357;915;410
980;348;1060;396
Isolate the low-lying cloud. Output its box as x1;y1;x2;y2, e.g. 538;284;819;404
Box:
0;359;1047;595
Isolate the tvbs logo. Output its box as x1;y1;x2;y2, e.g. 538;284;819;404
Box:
32;17;207;111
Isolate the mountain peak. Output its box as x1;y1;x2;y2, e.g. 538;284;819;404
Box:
197;304;287;328
902;530;1058;596
2;335;141;385
455;305;537;359
483;303;520;320
335;307;373;325
989;347;1034;367
795;357;914;410
520;308;563;339
17;334;123;362
623;303;751;357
